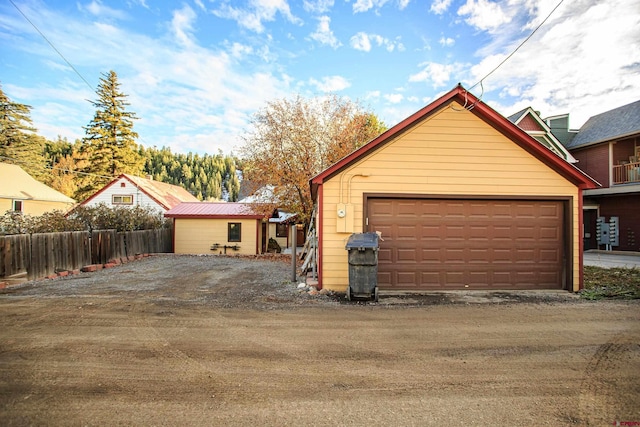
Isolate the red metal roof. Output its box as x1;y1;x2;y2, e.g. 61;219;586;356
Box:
310;84;599;199
164;202;265;219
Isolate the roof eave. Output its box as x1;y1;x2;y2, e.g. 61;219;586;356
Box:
164;214;264;219
310;85;598;199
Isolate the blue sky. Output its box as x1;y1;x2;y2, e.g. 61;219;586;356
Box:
1;0;639;155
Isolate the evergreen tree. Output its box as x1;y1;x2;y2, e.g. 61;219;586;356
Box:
77;71;144;200
0;84;47;178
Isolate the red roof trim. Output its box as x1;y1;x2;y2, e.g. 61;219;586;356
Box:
78;175;125;206
310;85;598;198
164;214;264;219
79;174;176;210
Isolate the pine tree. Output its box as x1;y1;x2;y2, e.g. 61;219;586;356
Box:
77;71;144;200
0;84;47;178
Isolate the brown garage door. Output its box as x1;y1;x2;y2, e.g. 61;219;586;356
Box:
368;198;565;290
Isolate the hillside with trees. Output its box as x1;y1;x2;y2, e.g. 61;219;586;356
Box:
3;73;383;217
1;75;241;203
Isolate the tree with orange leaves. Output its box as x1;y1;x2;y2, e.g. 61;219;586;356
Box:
240;94;386;225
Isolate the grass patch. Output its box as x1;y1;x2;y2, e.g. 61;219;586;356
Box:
581;266;640;300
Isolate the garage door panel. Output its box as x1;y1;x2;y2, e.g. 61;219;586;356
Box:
397;225;419;239
539;249;560;262
396;248;417;262
540;226;560;240
370;198;564;290
378;248;392;263
445;271;465;284
378;271;392;284
469;271;490;284
397;271;417;285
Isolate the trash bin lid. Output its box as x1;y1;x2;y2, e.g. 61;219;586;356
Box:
345;232;379;249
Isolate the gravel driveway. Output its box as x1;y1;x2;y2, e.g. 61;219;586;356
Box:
1;254;639;426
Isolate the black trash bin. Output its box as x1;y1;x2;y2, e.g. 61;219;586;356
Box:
345;232;380;301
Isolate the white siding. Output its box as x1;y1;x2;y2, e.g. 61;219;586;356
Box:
84;177;166;212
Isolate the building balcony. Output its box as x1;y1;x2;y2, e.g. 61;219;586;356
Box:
613;161;640;185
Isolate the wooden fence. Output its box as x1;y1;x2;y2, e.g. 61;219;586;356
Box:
0;228;172;282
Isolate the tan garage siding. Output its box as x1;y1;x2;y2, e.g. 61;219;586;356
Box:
318;101;583;292
174;218;260;255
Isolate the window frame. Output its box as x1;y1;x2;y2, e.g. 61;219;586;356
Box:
228;222;242;242
112;194;134;205
276;222;288;238
12;200;23;212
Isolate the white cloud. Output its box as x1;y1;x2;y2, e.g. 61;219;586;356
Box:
1;2;295;154
309;76;351;92
350;32;404;52
398;0;411;10
468;0;640;128
409;62;463;88
350;32;372;51
384;93;404;103
439;36;455;47
78;1;128;20
303;0;335;13
430;0;452;14
228;42;254;59
171;5;197;47
365;91;381;100
310;16;341;48
213;0;302;33
352;0;392;13
457;0;512;32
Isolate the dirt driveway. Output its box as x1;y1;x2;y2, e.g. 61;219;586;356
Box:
1;255;639;426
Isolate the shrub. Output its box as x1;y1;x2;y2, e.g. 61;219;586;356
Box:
0;204;170;236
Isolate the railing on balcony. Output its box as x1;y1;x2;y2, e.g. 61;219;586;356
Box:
613;161;640;184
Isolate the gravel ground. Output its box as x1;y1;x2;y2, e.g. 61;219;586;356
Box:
2;253;585;308
1;254;638;426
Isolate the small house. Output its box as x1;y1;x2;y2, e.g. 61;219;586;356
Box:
0;163;75;215
79;174;198;213
164;202;266;255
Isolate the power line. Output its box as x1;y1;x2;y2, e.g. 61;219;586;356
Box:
469;0;566;91
8;0;152;147
0;155;115;180
9;0;94;92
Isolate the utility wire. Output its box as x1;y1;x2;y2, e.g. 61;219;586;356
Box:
0;155;115;180
9;0;152;147
469;0;566;91
9;0;94;92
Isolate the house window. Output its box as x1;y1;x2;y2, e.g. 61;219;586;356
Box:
276;223;288;237
12;200;23;212
112;195;133;205
228;223;241;242
120;182;126;188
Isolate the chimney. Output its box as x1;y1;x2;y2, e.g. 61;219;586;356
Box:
146;175;153;180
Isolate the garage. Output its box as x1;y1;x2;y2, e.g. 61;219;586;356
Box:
367;197;567;290
310;85;597;293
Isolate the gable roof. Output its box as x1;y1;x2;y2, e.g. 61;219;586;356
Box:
567;99;640;149
0;163;75;204
80;174;198;210
508;107;546;131
311;85;597;199
164;202;264;219
507;106;577;163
